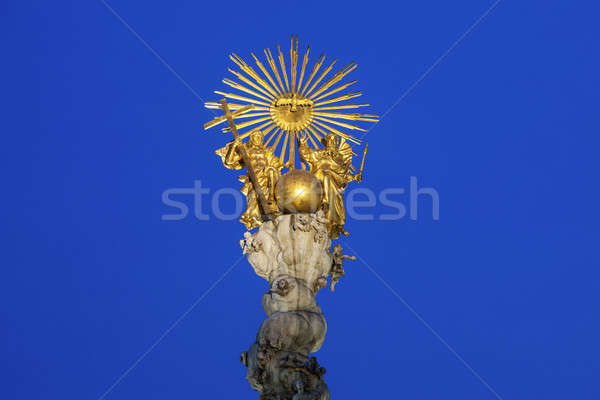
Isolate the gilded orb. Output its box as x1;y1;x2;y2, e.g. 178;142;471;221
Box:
275;170;323;214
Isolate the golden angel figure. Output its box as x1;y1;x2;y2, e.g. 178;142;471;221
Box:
298;132;360;239
216;130;283;230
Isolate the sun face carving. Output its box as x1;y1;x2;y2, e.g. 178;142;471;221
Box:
270;93;314;131
205;36;379;168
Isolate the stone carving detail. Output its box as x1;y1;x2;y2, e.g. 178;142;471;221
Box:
240;213;335;399
329;244;356;291
241;213;332;286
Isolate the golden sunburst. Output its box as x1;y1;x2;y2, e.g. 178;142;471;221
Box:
205;35;379;169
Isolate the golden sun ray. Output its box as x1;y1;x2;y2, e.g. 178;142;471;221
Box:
229;54;277;98
312;120;362;145
214;91;270;106
306;126;323;145
250;53;281;97
215;110;267;118
221;116;272;132
229;112;271;120
280;130;290;163
312;104;369;111
269;129;284;151
289;130;296;167
304;128;320;149
277;44;290;93
297;45;309;93
228;69;274;100
313;116;368;132
313;112;379;122
264;127;280;147
304;59;337;98
300;53;325;97
311;80;357;102
290;35;298;93
205;37;377;170
309;62;356;99
260;124;276;138
222;78;272;102
237;122;274;140
265;48;286;94
313;92;362;107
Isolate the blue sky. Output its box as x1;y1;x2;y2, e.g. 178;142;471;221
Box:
2;0;600;399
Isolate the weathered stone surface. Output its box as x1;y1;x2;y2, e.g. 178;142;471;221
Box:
259;275;327;355
241;212;332;290
240;213;334;400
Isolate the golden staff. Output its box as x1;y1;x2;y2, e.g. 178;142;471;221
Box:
204;99;273;222
356;142;368;182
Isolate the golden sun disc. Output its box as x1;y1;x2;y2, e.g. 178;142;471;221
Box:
270;94;314;131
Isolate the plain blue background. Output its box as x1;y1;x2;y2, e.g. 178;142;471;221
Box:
2;0;599;399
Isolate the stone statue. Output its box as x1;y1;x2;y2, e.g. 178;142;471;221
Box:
329;243;356;291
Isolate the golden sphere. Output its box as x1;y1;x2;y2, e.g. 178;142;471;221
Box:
275;170;323;214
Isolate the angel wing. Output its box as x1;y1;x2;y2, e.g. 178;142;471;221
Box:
338;140;354;170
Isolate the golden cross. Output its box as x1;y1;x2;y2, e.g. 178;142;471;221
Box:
203;103;254;130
